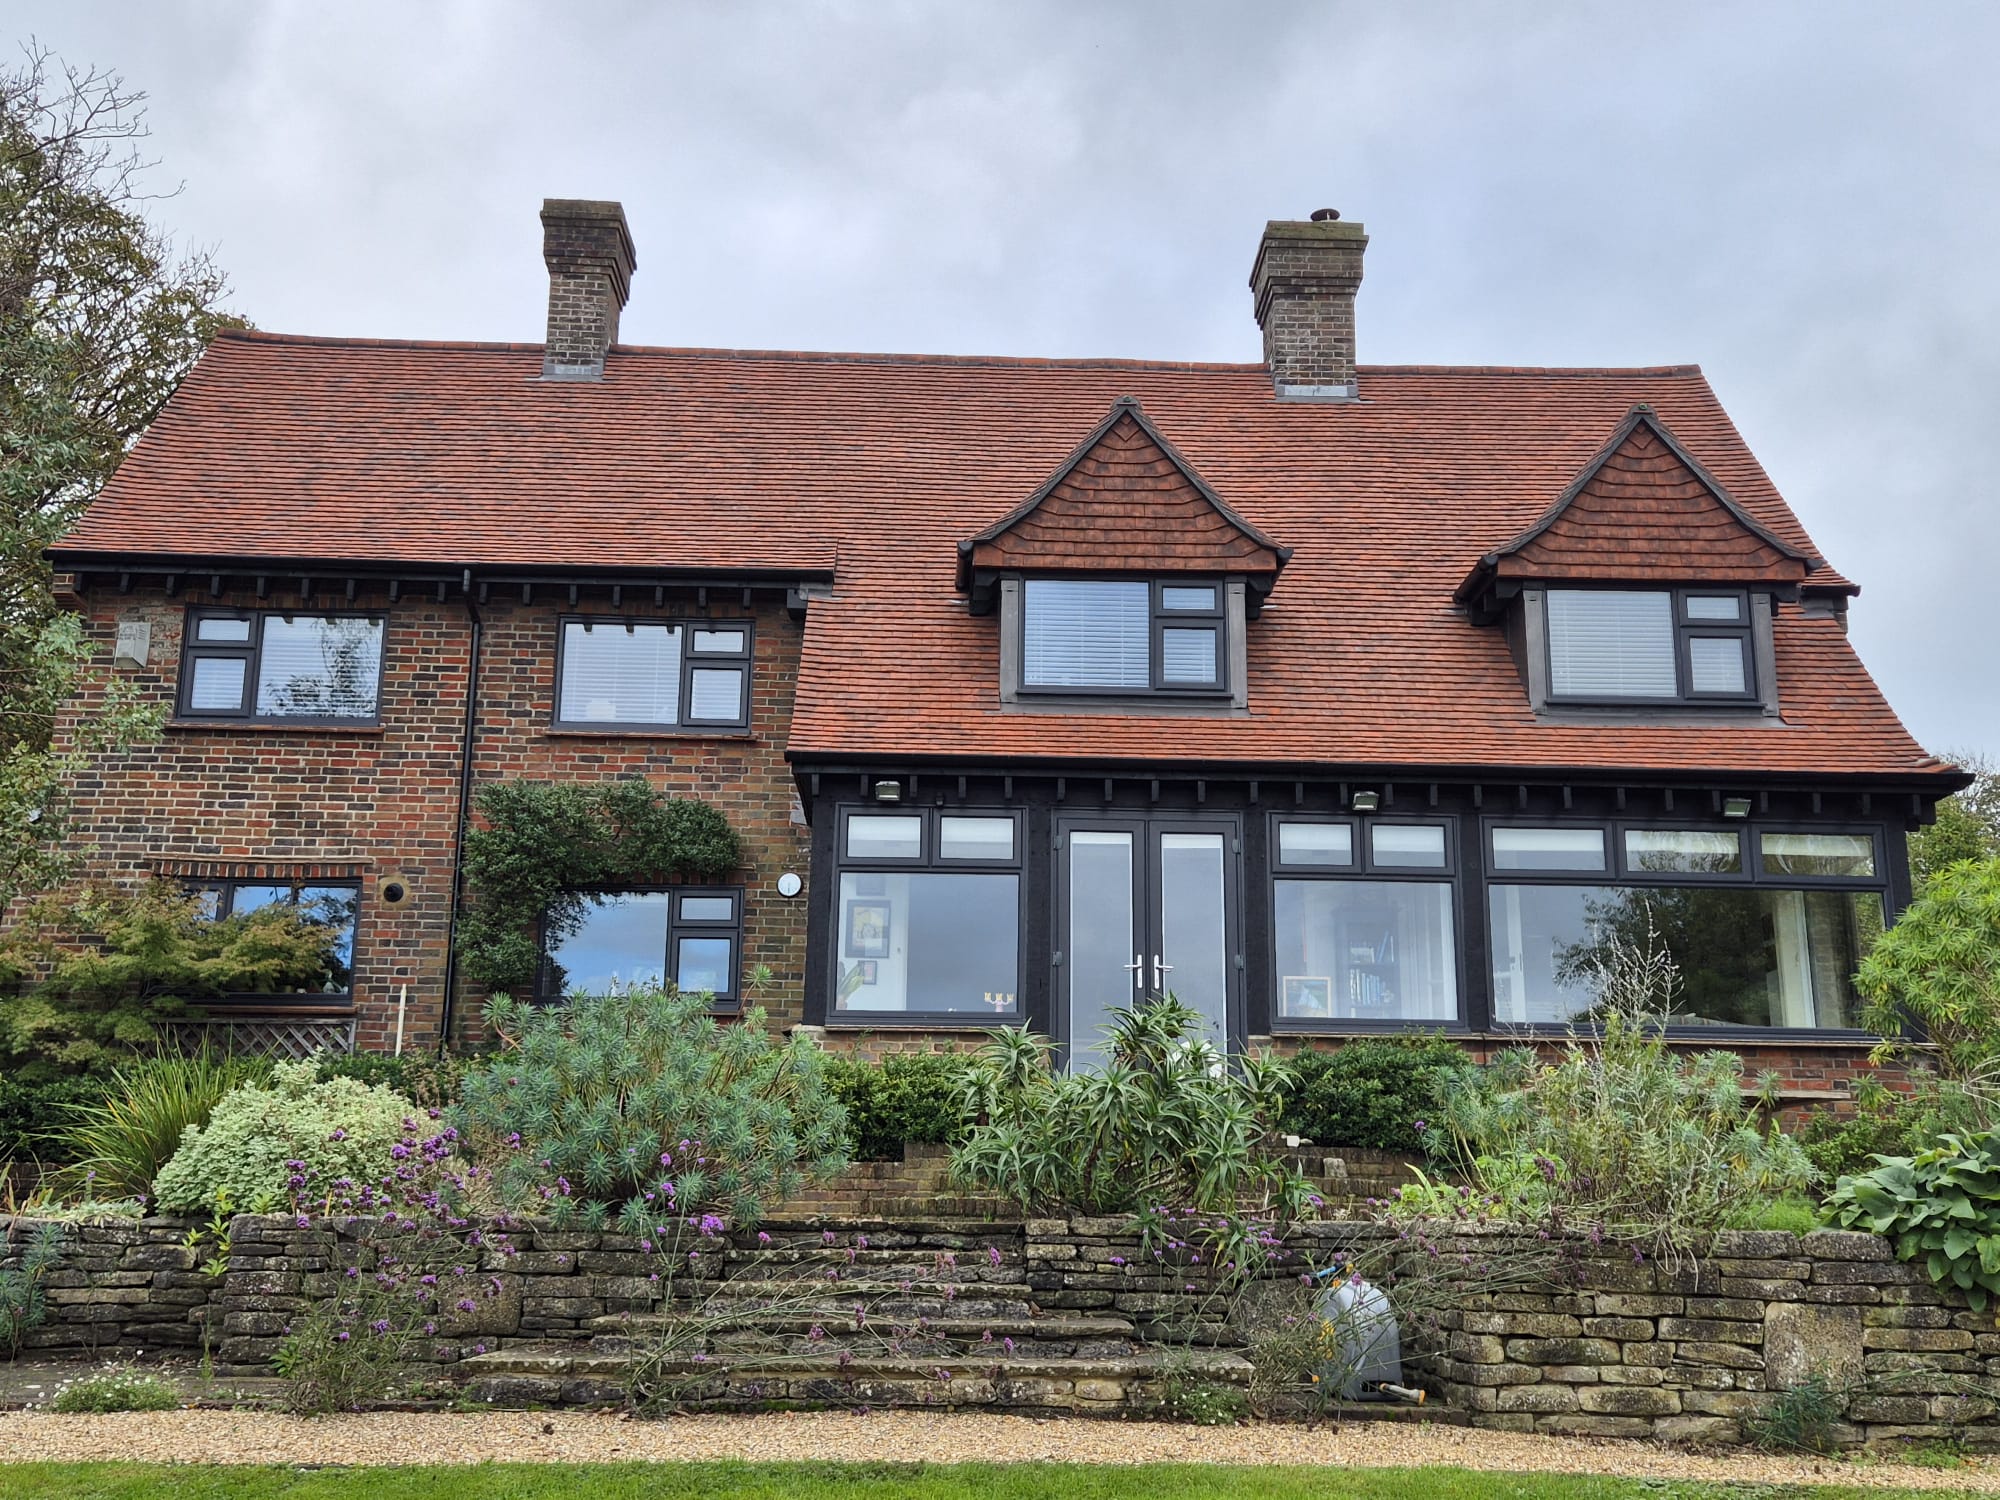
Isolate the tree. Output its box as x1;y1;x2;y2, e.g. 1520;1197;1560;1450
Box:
1909;752;2000;890
1;44;243;905
1856;857;2000;1086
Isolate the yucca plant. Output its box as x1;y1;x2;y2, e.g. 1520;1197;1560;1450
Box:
51;1050;271;1199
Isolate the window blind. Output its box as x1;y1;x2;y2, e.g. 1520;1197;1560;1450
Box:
1688;636;1748;694
560;622;682;724
1022;580;1150;688
254;616;383;718
1546;590;1677;698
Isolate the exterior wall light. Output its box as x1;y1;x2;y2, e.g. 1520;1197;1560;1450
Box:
870;780;902;803
1722;796;1753;819
1350;790;1381;813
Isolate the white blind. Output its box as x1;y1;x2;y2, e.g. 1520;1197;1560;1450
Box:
1160;625;1218;685
687;666;744;722
1688;636;1747;694
560;622;681;724
1546;590;1676;698
255;616;383;717
1023;580;1150;687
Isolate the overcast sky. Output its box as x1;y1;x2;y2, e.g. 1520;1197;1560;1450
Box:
22;2;2000;761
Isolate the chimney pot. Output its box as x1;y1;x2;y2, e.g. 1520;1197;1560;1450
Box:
540;199;636;381
1248;216;1367;401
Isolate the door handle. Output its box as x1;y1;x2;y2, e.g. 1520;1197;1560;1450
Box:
1124;954;1145;991
1152;955;1173;991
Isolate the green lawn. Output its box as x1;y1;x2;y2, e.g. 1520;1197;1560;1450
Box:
0;1464;1968;1500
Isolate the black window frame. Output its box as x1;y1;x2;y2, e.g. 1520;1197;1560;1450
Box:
552;615;754;733
537;884;746;1009
185;877;361;1003
178;608;387;725
1480;815;1889;1037
1265;812;1466;1033
1018;576;1230;698
829;805;1027;1026
1542;587;1759;707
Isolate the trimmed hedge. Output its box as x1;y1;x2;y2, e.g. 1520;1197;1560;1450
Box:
824;1053;976;1162
1278;1035;1471;1153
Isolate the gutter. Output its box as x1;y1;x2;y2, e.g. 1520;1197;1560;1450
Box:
437;571;482;1050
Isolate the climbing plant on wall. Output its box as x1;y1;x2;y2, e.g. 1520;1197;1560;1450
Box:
456;779;742;994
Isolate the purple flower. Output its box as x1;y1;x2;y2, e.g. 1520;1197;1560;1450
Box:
328;1127;347;1142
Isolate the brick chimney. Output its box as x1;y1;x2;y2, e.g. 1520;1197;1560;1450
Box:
540;199;636;380
1248;211;1367;401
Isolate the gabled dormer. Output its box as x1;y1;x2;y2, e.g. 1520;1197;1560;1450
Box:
958;397;1290;706
1455;405;1821;715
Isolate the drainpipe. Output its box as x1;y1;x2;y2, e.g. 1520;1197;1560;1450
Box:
438;570;482;1051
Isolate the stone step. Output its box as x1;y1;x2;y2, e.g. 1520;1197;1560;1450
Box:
588;1310;1142;1359
457;1342;1251;1414
713;1246;1026;1280
688;1278;1037;1320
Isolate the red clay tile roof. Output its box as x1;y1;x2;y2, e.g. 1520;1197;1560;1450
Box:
55;330;1950;781
958;398;1287;590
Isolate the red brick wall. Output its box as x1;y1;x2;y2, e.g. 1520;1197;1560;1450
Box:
41;584;813;1050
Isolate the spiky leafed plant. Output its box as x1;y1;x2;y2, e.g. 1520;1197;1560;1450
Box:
52;1049;270;1198
455;986;848;1229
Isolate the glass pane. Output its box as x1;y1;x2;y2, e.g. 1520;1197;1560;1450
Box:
1685;595;1744;622
1487;883;1879;1028
1278;822;1353;867
678;895;736;922
1160;626;1219;685
1492;827;1607;872
558;621;681;725
229;884;292;914
548;892;669;997
938;816;1014;861
188;655;248;712
1160;585;1217;612
1275;880;1457;1022
675;936;735;997
1022;579;1150;689
1687;636;1748;694
296;886;359;990
1066;832;1135;1070
1547;590;1677;698
255;616;383;718
687;667;745;722
1625;829;1742;874
188;886;223;920
1761;833;1876;879
1158;832;1227;1051
692;629;746;654
835;872;1019;1017
1372;824;1447;868
845;814;922;859
196;616;253;642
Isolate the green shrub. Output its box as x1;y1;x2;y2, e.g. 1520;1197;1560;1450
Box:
150;1059;419;1213
1;1221;62;1355
50;1367;180;1413
1279;1035;1470;1152
1822;1127;2000;1309
825;1052;975;1161
317;1049;472;1109
0;1075;106;1164
51;1051;270;1198
1724;1195;1820;1234
948;997;1311;1219
1856;857;2000;1085
455;986;847;1229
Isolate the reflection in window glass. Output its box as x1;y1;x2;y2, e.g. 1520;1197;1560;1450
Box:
255;616;384;719
1491;827;1607;871
1760;833;1875;879
1274;880;1457;1022
1372;824;1447;868
548;892;669;996
678;895;736;922
938;816;1014;861
198;882;358;993
675;936;735;996
1278;822;1352;867
835;872;1019;1016
1487;884;1882;1028
1625;829;1742;874
846;815;923;859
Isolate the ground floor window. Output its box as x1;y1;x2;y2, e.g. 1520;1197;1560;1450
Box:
1274;880;1457;1023
834;871;1020;1018
545;888;742;1004
1488;883;1883;1029
190;879;358;996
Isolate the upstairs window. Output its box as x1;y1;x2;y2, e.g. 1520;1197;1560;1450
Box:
1021;579;1225;694
555;618;752;732
1544;589;1755;705
181;611;385;722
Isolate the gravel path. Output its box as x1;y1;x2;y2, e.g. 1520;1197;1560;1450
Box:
0;1409;1992;1490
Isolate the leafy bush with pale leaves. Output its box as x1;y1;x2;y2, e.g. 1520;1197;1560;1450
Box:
1823;1127;2000;1310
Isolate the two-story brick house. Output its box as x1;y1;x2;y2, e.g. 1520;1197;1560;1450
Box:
41;200;1964;1091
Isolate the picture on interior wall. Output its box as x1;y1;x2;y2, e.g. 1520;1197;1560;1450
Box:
845;899;892;959
1283;975;1334;1017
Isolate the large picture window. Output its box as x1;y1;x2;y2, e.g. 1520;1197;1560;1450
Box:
555;618;752;731
180;611;385;722
1485;823;1885;1031
1270;817;1458;1026
189;879;359;997
1544;589;1756;705
543;888;743;1005
1020;578;1225;694
832;808;1021;1021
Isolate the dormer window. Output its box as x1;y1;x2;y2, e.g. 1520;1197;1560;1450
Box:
1545;588;1756;704
1021;579;1225;694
